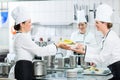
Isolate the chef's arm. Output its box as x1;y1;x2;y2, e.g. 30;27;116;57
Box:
70;44;86;54
84;44;115;66
19;35;57;56
21;36;71;56
71;44;102;65
54;42;71;50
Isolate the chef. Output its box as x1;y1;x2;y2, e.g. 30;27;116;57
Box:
71;9;97;46
71;4;120;80
11;6;70;80
67;10;97;66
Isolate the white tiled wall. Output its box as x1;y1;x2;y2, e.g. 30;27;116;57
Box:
0;27;9;49
32;0;120;45
31;24;78;43
0;0;120;50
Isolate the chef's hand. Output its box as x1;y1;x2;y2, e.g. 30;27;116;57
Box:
70;43;85;54
55;42;71;50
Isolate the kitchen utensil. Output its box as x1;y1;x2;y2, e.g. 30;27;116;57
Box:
57;58;65;68
33;60;47;77
69;55;77;68
0;62;11;76
44;55;55;68
78;55;90;69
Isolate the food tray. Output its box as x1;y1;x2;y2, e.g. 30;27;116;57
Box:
82;70;111;76
57;67;74;69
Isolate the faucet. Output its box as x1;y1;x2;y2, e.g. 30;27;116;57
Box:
55;52;63;59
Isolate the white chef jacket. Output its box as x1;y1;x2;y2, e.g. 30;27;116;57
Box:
13;33;57;62
71;30;97;46
85;30;120;66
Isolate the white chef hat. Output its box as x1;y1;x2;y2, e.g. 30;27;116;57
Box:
77;10;87;23
95;4;113;23
11;6;31;25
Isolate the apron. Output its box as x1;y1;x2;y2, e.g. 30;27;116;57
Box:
15;60;33;80
108;61;120;80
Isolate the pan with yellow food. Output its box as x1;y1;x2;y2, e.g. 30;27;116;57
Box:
63;39;75;45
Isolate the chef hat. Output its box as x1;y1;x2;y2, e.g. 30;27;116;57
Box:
95;4;113;23
11;6;31;25
77;10;87;23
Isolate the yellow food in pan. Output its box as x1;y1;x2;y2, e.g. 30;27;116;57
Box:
63;39;75;45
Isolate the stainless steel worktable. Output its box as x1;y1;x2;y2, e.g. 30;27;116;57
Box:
34;70;112;80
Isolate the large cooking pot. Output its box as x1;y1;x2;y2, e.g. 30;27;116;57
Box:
33;60;47;77
0;62;11;76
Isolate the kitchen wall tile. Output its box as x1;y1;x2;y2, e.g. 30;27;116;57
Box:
113;0;120;11
112;24;120;36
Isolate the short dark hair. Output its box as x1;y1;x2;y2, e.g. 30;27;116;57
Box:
14;24;20;31
78;22;87;27
101;22;113;29
107;23;113;29
14;21;26;31
84;22;87;24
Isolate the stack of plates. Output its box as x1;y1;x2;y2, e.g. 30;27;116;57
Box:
66;69;78;78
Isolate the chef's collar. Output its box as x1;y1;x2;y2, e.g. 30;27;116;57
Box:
104;29;111;39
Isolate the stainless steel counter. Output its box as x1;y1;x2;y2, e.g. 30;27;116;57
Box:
0;67;112;80
34;70;112;80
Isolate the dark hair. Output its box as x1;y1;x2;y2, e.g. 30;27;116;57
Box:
14;21;26;31
14;24;20;31
107;23;113;29
101;22;113;29
85;22;87;24
78;22;87;27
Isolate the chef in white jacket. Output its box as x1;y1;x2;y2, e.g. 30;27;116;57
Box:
11;6;70;80
71;10;97;47
67;10;97;65
71;4;120;80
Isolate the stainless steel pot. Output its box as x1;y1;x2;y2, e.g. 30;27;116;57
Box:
33;60;47;77
78;55;90;69
0;63;11;76
44;55;55;68
69;55;89;68
57;57;70;68
69;55;77;68
57;58;65;68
